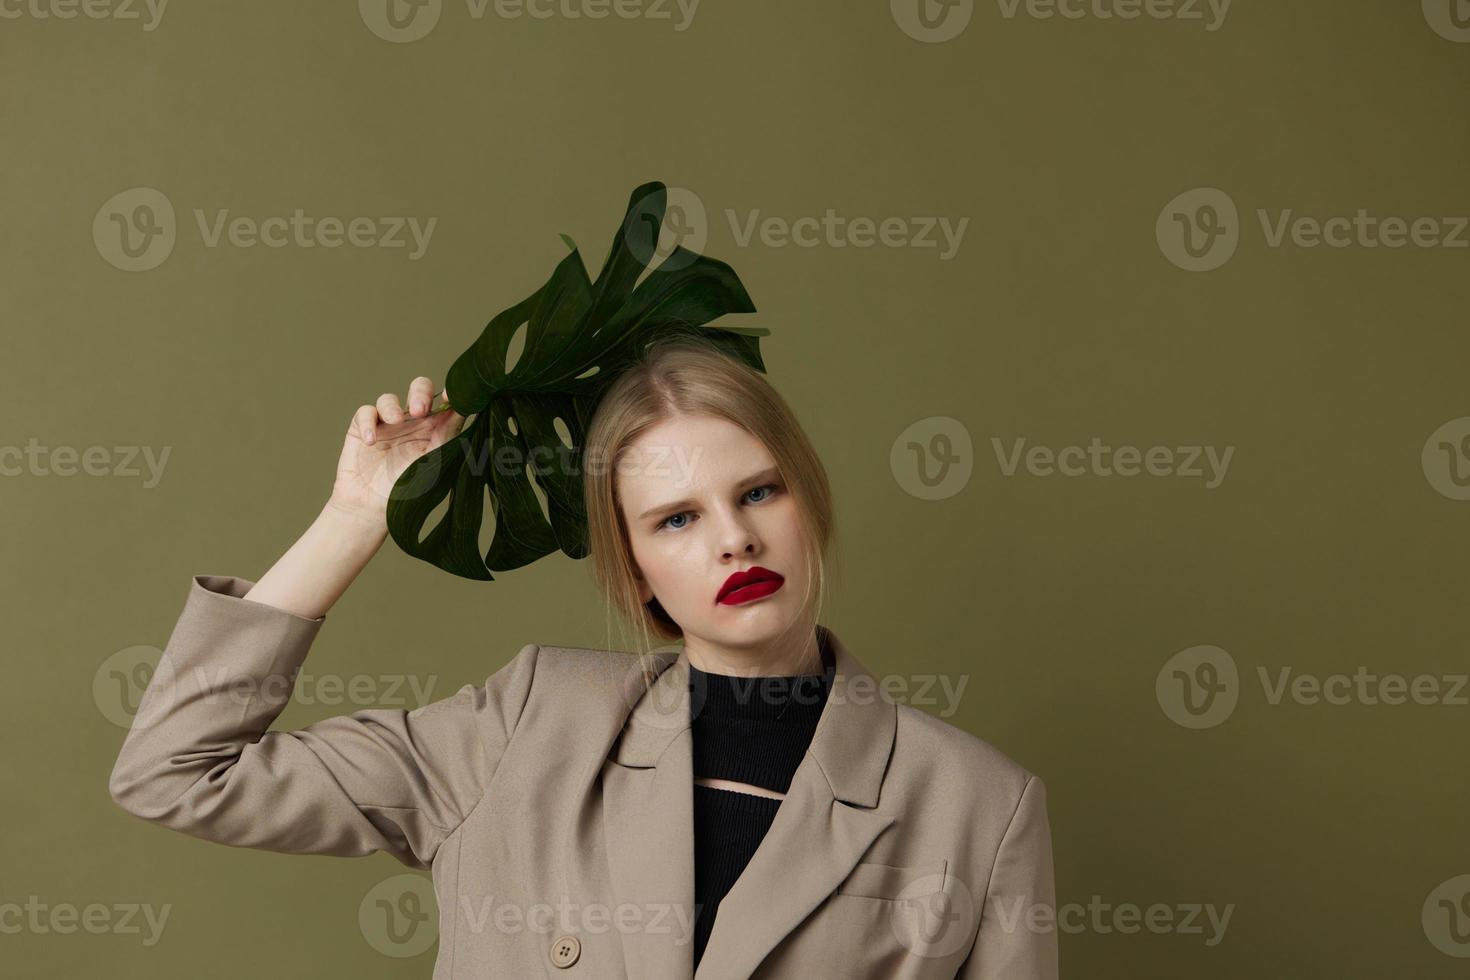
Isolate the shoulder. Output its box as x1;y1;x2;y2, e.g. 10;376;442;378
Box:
518;641;663;685
478;640;663;725
889;701;1042;808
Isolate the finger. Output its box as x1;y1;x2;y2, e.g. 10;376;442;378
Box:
407;376;435;417
420;386;452;415
353;405;380;446
376;392;405;425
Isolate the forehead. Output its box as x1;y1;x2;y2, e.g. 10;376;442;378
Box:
617;415;775;503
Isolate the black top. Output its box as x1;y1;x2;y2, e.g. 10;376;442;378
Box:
687;631;836;969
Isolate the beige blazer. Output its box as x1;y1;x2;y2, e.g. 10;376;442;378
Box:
110;575;1058;980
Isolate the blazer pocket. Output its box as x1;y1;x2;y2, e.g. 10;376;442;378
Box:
832;859;949;901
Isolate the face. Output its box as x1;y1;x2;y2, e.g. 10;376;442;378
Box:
617;413;817;672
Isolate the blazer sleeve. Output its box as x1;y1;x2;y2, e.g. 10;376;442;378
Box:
955;774;1059;980
107;574;540;871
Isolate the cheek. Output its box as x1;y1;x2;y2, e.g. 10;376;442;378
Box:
767;505;813;576
629;533;693;591
764;499;805;544
629;535;660;585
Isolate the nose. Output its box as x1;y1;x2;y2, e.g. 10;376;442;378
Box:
714;504;759;559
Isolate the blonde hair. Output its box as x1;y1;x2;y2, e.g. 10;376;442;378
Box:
581;332;839;661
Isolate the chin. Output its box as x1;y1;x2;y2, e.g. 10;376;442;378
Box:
719;600;807;638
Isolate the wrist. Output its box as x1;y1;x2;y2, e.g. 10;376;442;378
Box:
321;496;389;541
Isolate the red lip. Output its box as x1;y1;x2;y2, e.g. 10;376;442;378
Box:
716;566;785;605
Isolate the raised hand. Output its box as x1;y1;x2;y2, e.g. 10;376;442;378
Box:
327;376;465;527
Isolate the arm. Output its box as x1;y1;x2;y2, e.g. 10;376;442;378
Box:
107;375;490;866
955;774;1059;980
107;568;539;870
241;499;389;621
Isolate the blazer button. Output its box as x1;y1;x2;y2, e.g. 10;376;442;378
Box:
549;934;581;968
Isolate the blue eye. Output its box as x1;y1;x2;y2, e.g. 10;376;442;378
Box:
655;483;780;532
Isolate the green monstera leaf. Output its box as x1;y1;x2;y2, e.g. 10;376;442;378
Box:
386;181;769;581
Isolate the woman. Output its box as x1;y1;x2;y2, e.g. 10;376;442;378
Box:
108;339;1058;979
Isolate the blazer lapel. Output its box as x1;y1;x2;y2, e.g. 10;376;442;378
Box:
603;625;897;980
603;649;697;980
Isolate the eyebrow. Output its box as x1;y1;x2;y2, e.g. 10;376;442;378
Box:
637;466;783;521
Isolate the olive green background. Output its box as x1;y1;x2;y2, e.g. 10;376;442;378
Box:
4;0;1468;977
